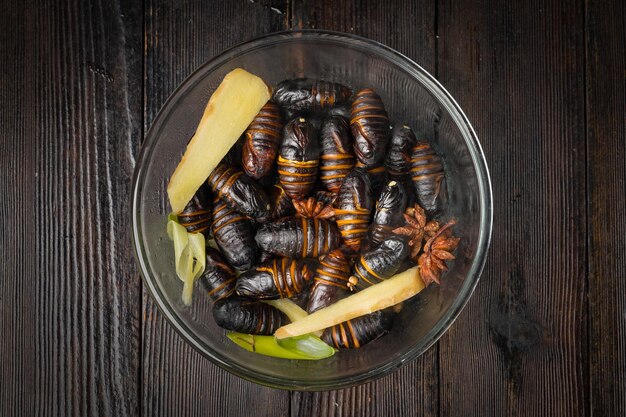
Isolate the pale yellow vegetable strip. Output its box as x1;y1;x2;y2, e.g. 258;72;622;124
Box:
167;220;189;279
274;267;425;339
188;233;206;277
168;220;206;306
181;233;206;306
264;299;308;322
167;68;272;214
263;299;323;337
181;247;195;305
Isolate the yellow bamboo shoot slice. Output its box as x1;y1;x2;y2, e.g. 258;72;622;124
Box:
274;267;425;339
167;68;271;214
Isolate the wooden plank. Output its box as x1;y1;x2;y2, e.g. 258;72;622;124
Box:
1;0;144;416
290;348;439;417
0;3;36;416
585;0;626;415
141;1;290;416
437;0;588;416
289;1;438;416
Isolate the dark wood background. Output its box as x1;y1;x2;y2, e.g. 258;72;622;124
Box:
1;0;624;416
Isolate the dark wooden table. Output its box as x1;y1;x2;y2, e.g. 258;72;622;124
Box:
1;0;624;416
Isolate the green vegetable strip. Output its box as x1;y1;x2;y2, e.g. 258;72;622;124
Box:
227;333;335;360
276;334;336;358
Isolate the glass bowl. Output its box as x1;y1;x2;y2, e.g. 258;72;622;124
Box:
132;30;492;390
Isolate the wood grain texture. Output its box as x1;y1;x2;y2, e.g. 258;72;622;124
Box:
1;0;144;416
1;0;625;415
437;0;588;416
0;3;36;416
290;347;439;417
585;1;626;415
289;2;438;417
141;1;290;416
290;0;436;74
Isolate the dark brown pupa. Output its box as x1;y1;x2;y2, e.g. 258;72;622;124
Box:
410;141;448;215
212;297;287;335
350;88;390;169
363;164;387;199
319;116;355;192
177;184;212;236
385;125;418;182
307;249;351;314
314;190;338;206
277;118;319;200
211;197;257;271
272;78;352;113
321;310;392;349
267;183;295;221
255;216;341;259
208;162;270;219
201;248;237;301
242;102;284;179
333;167;373;253
369;181;408;247
350;236;409;291
236;257;317;299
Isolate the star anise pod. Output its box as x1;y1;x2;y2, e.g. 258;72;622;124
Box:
392;204;428;261
292;197;335;219
424;219;441;238
418;219;460;286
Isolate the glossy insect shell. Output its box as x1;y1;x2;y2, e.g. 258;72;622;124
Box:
385;125;418;182
224;136;245;169
352;236;409;290
201;248;236;301
314;190;338;206
236;257;317;299
410;142;448;215
319;116;356;192
307;249;351;314
268;184;295;221
327;104;352;119
272;78;352;113
333;167;373;252
277;118;319;200
257;249;274;264
322;310;393;349
364;164;387;199
350;88;390;168
212;297;287;335
288;288;311;310
369;181;408;247
255;216;341;259
208;162;271;219
282;110;322;130
211;197;257;271
242;102;284;179
177;184;212;236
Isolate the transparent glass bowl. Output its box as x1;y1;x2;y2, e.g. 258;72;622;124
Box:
132;31;492;390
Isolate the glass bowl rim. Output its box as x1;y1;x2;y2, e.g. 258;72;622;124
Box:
131;29;493;391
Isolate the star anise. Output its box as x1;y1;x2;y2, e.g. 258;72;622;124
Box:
392;204;440;262
292;197;335;219
424;218;441;238
418;220;460;286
